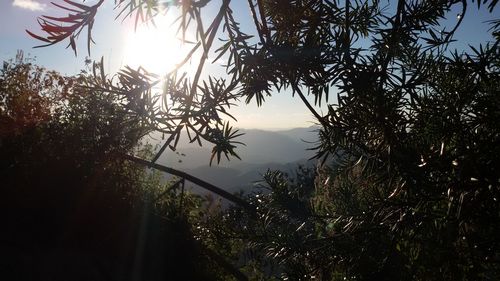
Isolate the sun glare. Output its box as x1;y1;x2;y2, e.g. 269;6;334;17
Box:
123;13;193;75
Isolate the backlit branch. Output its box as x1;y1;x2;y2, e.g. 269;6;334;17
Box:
27;0;105;55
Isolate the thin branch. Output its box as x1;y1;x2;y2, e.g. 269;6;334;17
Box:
189;0;230;102
344;0;351;64
246;0;266;45
256;0;272;45
123;153;256;212
151;124;182;163
443;0;466;43
381;0;405;72
291;84;329;129
153;0;231;163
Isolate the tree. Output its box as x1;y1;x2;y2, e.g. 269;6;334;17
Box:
0;55;242;280
27;0;500;280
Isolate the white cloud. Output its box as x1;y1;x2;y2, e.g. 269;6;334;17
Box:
12;0;46;11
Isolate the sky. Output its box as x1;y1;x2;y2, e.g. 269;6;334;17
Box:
0;0;498;129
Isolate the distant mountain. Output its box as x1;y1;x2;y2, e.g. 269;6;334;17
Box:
148;126;320;194
274;126;320;143
228;128;314;164
153;126;319;167
183;158;315;194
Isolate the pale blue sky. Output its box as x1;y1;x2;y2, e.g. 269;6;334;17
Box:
1;0;498;129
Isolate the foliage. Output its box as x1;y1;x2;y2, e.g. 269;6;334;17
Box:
0;56;233;280
26;0;500;280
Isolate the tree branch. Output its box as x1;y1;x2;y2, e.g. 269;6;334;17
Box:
153;0;231;163
247;0;266;46
123;153;256;213
256;0;272;45
291;84;329;129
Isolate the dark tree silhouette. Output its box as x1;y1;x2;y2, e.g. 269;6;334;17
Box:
0;55;239;280
24;0;500;280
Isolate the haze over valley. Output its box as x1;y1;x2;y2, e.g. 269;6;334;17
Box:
151;126;320;193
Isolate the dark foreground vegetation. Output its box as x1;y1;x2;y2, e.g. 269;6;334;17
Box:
1;0;499;280
0;55;226;280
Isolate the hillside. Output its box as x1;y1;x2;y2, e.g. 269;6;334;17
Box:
151;126;319;193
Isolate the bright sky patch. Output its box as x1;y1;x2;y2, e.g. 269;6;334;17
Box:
12;0;46;11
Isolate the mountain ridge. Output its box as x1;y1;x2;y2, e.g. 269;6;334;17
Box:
149;126;320;193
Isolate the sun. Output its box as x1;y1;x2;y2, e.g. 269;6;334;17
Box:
123;13;193;75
